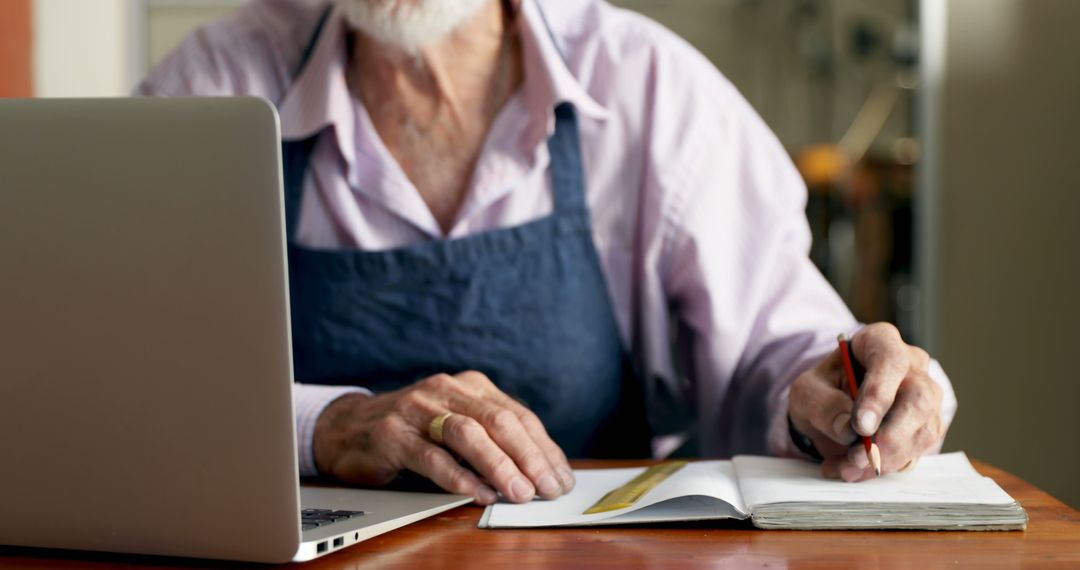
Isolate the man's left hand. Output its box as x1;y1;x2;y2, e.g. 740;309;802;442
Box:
788;323;946;481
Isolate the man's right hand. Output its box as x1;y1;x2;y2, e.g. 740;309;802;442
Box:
312;371;575;505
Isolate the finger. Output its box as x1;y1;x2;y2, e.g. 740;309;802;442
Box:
850;324;910;436
804;387;857;447
847;442;870;469
400;437;497;505
439;412;538;503
822;444;877;483
831;403;935;483
415;372;566;497
821;457;842;480
845;443;877;482
500;400;575;493
908;345;931;374
820;444;872;481
462;404;564;499
821;453;871;482
789;365;858;447
875;378;944;473
453;372;574;493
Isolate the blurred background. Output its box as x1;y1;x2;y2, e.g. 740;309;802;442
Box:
2;0;1077;507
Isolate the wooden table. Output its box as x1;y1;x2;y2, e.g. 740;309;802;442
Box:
1;460;1077;569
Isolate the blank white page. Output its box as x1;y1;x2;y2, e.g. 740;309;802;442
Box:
733;452;1016;508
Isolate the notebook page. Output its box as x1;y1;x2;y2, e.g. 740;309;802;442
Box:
480;460;748;528
733;452;1016;509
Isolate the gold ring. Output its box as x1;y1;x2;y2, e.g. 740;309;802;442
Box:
899;457;919;473
428;412;454;445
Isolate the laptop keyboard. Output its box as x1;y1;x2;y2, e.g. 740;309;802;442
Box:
301;508;365;531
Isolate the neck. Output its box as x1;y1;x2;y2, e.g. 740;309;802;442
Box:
349;0;522;131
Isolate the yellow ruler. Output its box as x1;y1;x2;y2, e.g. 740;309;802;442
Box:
583;461;688;515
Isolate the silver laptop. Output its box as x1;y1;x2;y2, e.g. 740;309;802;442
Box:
0;98;470;563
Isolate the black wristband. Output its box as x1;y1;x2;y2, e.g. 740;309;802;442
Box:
788;415;823;462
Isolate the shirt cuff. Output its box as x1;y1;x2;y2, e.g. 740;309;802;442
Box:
925;358;957;454
294;383;372;477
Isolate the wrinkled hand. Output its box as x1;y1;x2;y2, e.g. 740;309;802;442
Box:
788;323;946;481
312;371;574;505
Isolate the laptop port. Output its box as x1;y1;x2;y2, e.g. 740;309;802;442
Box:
333;537;344;548
317;541;328;554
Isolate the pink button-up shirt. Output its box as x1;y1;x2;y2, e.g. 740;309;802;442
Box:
137;0;955;476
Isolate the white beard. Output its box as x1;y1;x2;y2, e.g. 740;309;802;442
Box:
338;0;492;55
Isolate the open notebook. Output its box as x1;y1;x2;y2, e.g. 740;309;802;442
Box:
479;452;1027;531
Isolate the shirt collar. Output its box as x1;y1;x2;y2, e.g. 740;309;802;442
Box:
518;0;610;127
278;6;356;163
276;1;610;169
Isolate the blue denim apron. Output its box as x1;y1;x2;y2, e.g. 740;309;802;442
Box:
281;14;649;458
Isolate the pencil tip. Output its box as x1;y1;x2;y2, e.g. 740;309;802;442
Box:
869;443;883;478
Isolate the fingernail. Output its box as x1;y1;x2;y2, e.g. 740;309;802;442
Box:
858;410;878;434
476;486;497;504
510;477;535;502
852;449;869;469
536;473;561;498
840;465;863;482
832;413;855;443
558;467;576;491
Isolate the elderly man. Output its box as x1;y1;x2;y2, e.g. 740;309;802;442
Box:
137;0;956;506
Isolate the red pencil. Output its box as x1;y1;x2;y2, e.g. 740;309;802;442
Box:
838;333;881;477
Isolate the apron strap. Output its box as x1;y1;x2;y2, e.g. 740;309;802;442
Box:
281;6;333;241
534;0;589;216
547;103;588;214
282;136;318;240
